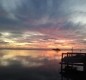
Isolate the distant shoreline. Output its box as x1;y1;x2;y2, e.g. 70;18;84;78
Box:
0;48;57;50
0;48;85;51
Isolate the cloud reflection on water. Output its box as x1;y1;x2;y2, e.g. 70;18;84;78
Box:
0;50;61;67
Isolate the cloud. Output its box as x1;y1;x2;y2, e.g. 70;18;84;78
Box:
0;0;86;48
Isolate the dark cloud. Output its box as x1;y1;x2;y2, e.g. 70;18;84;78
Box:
0;0;86;48
0;41;9;45
0;17;19;25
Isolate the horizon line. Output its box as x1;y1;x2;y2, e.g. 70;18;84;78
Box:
0;47;85;50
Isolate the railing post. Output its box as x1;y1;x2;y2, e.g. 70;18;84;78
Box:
61;53;64;80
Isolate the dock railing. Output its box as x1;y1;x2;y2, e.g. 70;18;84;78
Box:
60;53;86;80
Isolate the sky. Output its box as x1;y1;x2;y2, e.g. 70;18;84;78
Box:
0;0;86;49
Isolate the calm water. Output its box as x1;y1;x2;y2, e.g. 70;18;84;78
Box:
0;49;85;67
0;50;62;80
0;50;62;67
0;50;85;80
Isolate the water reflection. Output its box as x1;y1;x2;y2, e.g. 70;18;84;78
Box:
0;50;61;67
0;49;84;67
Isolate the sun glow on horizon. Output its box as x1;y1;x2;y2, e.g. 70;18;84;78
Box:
0;31;85;49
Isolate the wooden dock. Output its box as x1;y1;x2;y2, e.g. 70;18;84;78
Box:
60;53;86;80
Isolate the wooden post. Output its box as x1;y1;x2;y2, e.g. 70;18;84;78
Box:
83;54;86;71
61;53;63;80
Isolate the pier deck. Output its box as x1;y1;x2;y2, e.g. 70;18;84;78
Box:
60;53;86;80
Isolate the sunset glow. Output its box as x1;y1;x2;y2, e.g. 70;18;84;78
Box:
0;1;86;80
0;0;86;50
0;31;85;49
